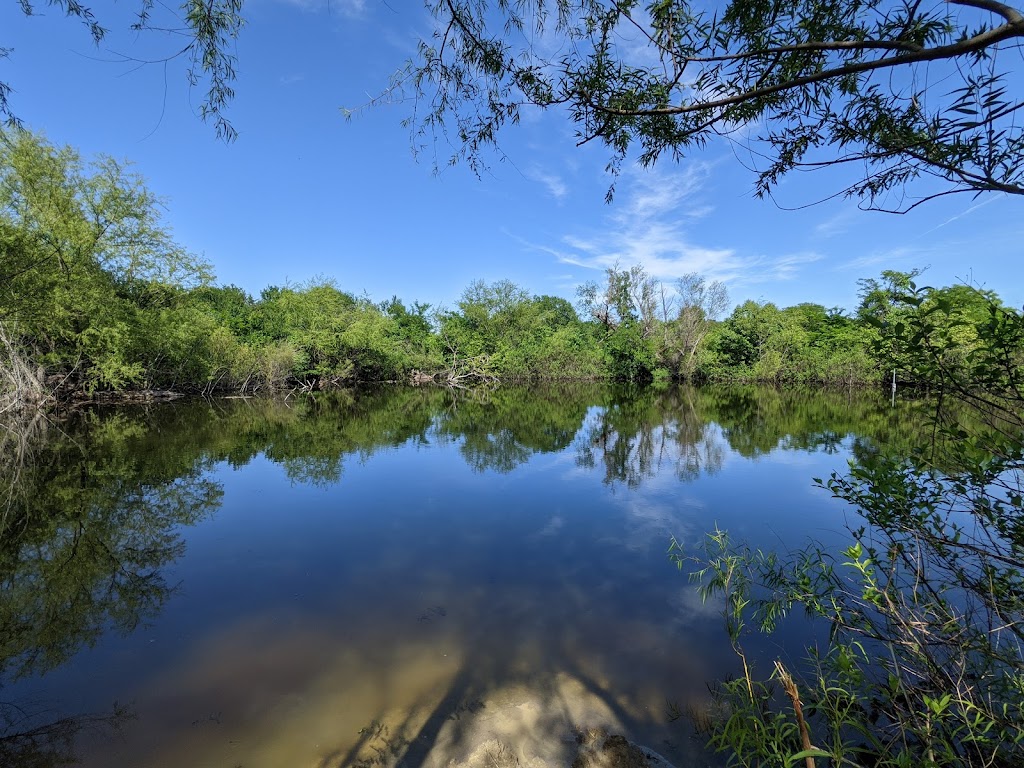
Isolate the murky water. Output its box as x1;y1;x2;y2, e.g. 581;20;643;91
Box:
0;385;930;767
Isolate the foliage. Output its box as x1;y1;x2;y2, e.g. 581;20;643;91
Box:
0;130;1016;397
0;411;221;681
2;373;1016;765
870;277;1011;388
577;264;661;381
438;279;603;382
603;320;657;381
435;384;596;472
0;320;47;412
701;300;877;384
678;290;1024;768
660;273;729;380
14;0;1024;210
235;281;445;390
4;0;243;140
577;385;722;485
0;701;132;768
401;0;1024;210
0;129;213;394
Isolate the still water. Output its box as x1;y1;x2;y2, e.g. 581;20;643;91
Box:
0;385;926;768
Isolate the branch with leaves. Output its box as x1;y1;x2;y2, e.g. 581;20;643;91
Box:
5;0;243;140
402;0;1024;209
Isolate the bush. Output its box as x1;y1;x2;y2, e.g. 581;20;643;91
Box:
681;294;1024;768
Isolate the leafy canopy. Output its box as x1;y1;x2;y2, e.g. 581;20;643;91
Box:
9;1;1024;209
399;0;1024;209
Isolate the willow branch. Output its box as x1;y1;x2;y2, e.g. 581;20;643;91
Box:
592;19;1024;117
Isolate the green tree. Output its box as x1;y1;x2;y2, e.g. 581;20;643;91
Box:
17;1;1024;210
382;296;434;351
189;284;261;340
857;268;928;379
0;130;212;394
439;279;556;380
249;279;423;387
577;264;659;381
785;304;875;384
700;297;875;384
912;283;1006;374
705;300;780;376
680;290;1024;768
438;280;522;381
404;0;1024;209
660;273;729;380
531;294;579;328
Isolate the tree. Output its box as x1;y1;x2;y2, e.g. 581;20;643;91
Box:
577;263;658;334
403;0;1024;209
856;269;926;324
577;264;660;380
662;272;729;379
678;289;1024;768
856;268;927;377
0;129;212;393
17;2;1024;210
531;294;579;328
4;0;243;140
714;300;780;372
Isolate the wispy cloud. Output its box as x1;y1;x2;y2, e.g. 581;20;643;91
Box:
525;166;568;199
920;194;1002;235
276;0;365;16
337;0;366;16
814;208;857;238
523;164;821;291
837;241;953;274
767;251;823;278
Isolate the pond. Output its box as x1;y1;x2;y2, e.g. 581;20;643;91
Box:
0;385;929;768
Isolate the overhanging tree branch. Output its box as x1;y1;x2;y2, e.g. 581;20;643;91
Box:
587;21;1024;118
403;0;1024;210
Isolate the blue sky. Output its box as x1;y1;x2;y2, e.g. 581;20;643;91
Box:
4;0;1022;314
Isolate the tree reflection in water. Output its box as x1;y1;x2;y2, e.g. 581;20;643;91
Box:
0;384;942;766
0;408;222;766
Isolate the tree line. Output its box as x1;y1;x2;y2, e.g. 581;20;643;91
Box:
1;130;1019;408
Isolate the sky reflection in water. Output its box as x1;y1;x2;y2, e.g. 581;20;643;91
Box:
0;385;924;768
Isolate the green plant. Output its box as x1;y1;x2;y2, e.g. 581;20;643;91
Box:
676;293;1024;768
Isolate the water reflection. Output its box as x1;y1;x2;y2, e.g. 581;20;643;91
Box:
578;387;727;486
0;385;938;767
434;385;594;473
0;408;222;766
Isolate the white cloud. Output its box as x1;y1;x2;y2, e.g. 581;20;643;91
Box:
526;164;822;291
525;166;568;199
920;194;1002;235
766;251;823;278
837;244;942;274
814;208;857;238
276;0;365;16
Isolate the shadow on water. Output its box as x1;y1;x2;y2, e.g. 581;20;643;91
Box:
312;617;675;768
0;383;950;767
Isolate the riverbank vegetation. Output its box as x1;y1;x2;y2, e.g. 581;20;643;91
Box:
679;271;1024;767
4;123;1023;768
4;130;1021;409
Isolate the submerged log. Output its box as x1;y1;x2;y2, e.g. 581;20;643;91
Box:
410;370;436;385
